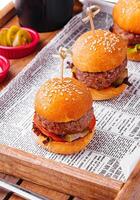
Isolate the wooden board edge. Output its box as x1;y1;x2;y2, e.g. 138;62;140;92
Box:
0;4;16;28
0;144;123;200
115;161;140;200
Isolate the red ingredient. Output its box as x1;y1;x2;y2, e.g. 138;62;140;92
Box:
89;116;96;131
34;115;65;142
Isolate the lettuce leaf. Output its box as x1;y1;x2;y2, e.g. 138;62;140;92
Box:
128;44;140;53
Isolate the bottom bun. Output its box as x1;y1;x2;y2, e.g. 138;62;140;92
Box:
127;51;140;61
36;130;95;154
89;84;127;101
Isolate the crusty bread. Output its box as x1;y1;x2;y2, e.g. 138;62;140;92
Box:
72;30;127;72
37;129;95;154
35;77;93;122
89;84;128;100
113;0;140;34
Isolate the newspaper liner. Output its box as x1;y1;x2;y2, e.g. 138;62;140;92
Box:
0;11;140;182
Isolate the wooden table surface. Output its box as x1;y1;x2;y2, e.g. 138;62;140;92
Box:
1;2;140;200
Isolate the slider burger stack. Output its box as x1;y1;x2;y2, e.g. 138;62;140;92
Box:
72;29;128;100
112;0;140;61
33;77;96;154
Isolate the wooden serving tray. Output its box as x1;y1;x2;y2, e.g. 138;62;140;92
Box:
0;144;140;200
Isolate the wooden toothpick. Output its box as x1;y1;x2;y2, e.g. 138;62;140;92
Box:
59;47;66;81
82;5;100;33
53;47;71;82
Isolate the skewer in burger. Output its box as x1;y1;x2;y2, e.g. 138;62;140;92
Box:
112;0;140;61
33;77;96;154
71;29;128;100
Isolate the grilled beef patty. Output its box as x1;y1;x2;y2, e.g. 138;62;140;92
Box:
73;59;127;90
112;23;140;45
34;108;94;135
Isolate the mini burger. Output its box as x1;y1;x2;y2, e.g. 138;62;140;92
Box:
33;77;96;154
112;0;140;61
71;29;128;100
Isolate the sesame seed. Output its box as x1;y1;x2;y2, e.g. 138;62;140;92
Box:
87;30;121;53
77;91;83;94
48;100;51;104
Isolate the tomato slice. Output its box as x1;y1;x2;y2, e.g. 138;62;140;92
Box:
34;115;65;142
34;114;96;142
89;115;96;131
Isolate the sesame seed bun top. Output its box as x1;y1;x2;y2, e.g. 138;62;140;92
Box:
72;30;127;72
35;77;93;122
113;0;140;34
